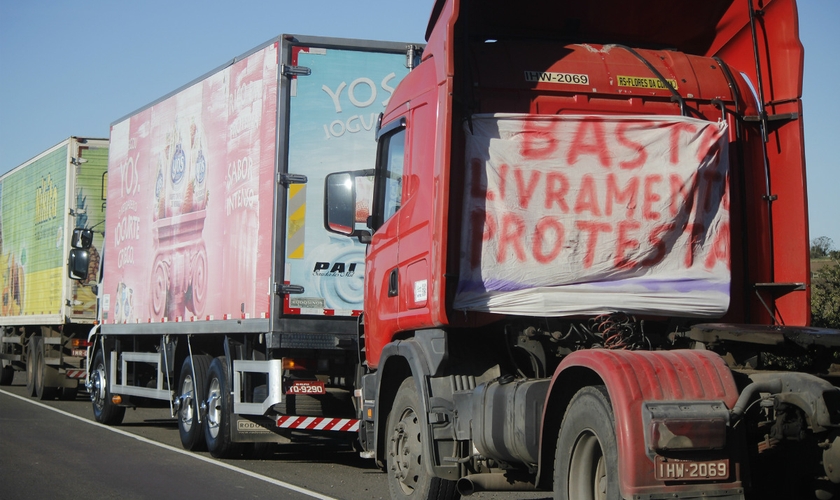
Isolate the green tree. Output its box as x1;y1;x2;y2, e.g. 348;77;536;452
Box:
812;262;840;329
811;236;836;259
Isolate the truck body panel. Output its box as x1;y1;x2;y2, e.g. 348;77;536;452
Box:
104;42;278;327
1;138;107;325
103;38;409;333
0;137;108;392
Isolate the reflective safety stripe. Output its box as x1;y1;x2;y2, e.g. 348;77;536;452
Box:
287;184;307;259
275;415;359;432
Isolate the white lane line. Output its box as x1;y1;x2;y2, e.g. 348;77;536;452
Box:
0;389;337;500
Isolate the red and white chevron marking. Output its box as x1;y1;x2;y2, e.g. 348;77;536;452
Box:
275;416;359;432
65;370;86;379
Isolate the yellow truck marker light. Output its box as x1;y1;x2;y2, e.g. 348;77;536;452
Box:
282;358;311;371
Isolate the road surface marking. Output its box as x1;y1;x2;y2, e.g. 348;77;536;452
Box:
0;388;338;500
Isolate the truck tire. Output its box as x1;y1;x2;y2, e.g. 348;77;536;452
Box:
26;337;57;400
0;362;13;385
25;337;39;397
34;341;58;400
204;356;241;458
91;349;126;425
386;377;459;500
553;385;619;500
178;354;211;450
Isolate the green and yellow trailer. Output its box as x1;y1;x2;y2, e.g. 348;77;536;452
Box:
0;136;108;399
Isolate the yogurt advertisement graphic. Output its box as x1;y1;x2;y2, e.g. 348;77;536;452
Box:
0;141;107;322
103;42;408;323
104;43;277;323
284;48;408;314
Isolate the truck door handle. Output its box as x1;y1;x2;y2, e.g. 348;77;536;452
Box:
388;268;399;297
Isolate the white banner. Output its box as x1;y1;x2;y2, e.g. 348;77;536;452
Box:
454;114;731;317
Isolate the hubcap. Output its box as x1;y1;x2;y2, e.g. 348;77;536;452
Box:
180;374;195;431
568;431;607;500
206;377;221;438
91;366;107;409
389;406;423;495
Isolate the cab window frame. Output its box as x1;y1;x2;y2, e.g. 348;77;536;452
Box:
371;117;407;231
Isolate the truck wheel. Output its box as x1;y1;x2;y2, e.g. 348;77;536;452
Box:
178;354;211;450
33;339;58;400
91;349;126;425
554;385;619;500
204;356;241;458
25;337;39;396
0;362;13;385
386;377;459;500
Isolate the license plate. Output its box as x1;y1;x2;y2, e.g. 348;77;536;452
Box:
285;380;325;395
655;457;729;481
71;349;87;357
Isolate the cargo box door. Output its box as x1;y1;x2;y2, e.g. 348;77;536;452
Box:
67;142;109;321
282;45;409;316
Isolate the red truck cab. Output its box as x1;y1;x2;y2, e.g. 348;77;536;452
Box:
326;1;840;499
362;0;810;358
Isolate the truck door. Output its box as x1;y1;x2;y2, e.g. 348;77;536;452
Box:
364;118;406;347
393;102;434;328
283;44;409;317
67;141;109;321
364;101;435;363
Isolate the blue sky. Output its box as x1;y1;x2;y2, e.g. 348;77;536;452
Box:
0;0;837;247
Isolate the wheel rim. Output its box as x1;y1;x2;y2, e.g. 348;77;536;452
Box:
180;374;196;431
568;431;607;500
206;377;221;439
389;405;423;495
91;363;107;411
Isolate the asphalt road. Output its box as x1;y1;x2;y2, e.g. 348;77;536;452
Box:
0;372;549;500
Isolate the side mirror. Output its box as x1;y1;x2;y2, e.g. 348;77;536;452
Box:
324;172;356;235
68;248;90;281
324;170;374;242
71;228;94;249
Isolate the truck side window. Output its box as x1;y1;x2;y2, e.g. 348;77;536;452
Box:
380;128;406;222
